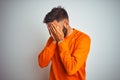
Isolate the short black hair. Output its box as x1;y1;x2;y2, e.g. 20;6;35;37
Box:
43;6;69;23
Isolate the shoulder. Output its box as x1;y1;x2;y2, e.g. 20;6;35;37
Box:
73;29;91;42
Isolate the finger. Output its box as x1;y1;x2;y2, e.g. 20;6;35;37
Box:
50;24;56;33
51;24;62;42
52;23;63;33
51;24;61;41
49;27;53;35
49;27;54;37
49;27;56;41
52;24;59;32
48;27;51;35
50;24;58;37
49;24;57;38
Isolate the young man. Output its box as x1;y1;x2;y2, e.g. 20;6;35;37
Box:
38;6;91;80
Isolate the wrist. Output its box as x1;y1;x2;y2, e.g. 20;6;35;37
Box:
53;40;56;44
58;39;64;44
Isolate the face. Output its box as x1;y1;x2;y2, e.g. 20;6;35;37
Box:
47;20;68;37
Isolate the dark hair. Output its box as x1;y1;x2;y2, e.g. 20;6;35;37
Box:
43;6;69;23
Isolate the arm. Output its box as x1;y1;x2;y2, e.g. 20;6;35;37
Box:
58;35;91;75
38;37;56;68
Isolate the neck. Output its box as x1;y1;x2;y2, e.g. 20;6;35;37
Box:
66;25;73;37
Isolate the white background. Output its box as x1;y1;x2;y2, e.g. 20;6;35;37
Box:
0;0;120;80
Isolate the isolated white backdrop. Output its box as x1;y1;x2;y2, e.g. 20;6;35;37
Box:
0;0;120;80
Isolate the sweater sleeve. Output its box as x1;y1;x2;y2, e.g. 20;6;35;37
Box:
58;35;91;75
38;37;56;68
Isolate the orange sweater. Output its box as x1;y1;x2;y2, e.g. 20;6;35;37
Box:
38;29;91;80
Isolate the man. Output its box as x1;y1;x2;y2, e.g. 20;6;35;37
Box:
38;6;91;80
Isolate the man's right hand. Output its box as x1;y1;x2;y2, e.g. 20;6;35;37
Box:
48;26;57;43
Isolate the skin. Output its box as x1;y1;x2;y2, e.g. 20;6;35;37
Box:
47;19;73;43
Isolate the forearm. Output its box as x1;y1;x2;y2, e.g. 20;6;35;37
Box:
58;41;79;75
38;41;56;68
58;36;91;75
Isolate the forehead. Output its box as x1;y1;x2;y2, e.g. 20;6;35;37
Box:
46;20;64;27
47;22;53;27
46;20;58;27
46;22;52;27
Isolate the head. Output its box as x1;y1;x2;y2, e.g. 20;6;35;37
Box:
43;6;69;37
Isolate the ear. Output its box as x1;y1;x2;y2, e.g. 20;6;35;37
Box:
63;19;69;28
